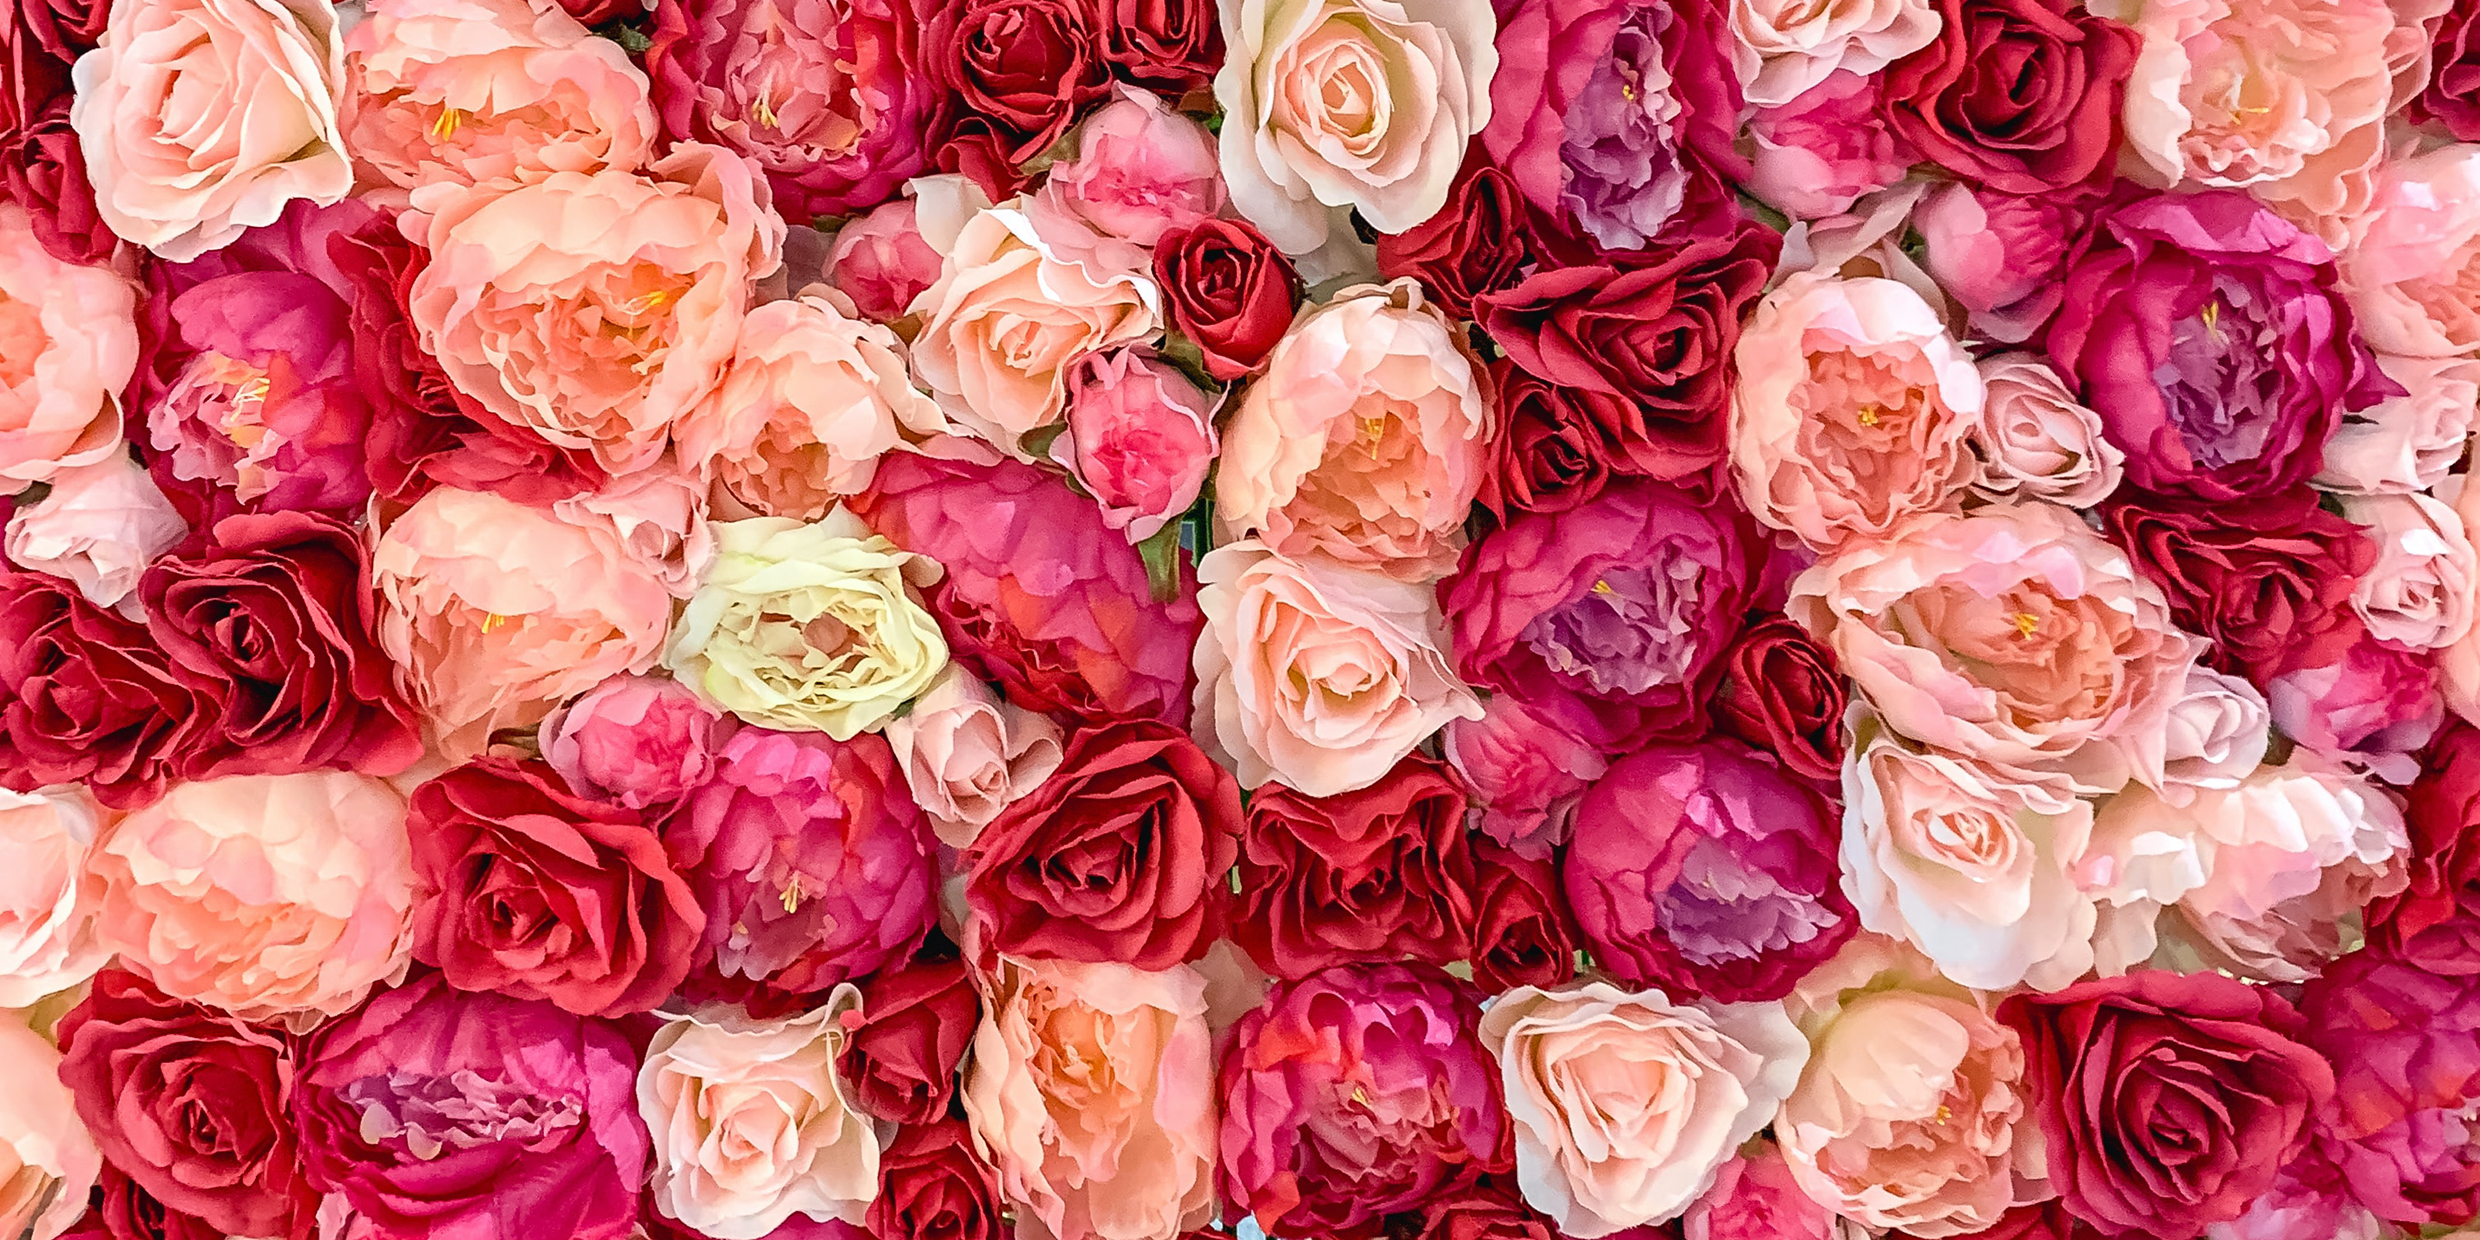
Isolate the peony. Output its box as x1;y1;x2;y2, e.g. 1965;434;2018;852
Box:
0;200;131;485
0;785;107;1008
1744;70;1914;221
1909;182;2077;346
1730;0;1939;106
1055;349;1218;543
553;467;715;601
2346;491;2477;651
541;673;736;811
824;197;944;326
1967;355;2125;509
961;957;1218;1240
1037;86;1226;250
881;665;1063;849
2268;631;2446;782
6;455;183;608
89;771;416;1027
1684;1146;1849;1240
1479;981;1806;1235
0;1018;98;1240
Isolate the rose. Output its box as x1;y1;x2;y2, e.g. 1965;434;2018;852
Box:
1878;0;2138;193
1040;88;1224;249
2319;354;2480;495
1730;0;1938;105
79;1164;222;1240
0;1019;97;1240
0;571;201;808
880;666;1062;849
1055;349;1218;542
1477;981;1806;1235
2159;666;2271;804
927;0;1109;194
2338;145;2480;358
825;199;945;327
56;969;313;1238
871;1120;1004;1240
843;953;977;1125
555;462;716;602
1193;540;1482;796
1469;837;1582;993
0;201;133;485
1151;219;1300;382
1475;360;1621;520
294;973;648;1240
342;0;655;190
541;674;737;812
0;95;118;270
2369;722;2480;946
2266;631;2445;783
1744;70;1914;221
962;958;1218;1240
1441;695;1606;858
0;786;107;1007
2304;910;2480;1228
2102;487;2373;683
1911;184;2080;345
2345;492;2477;652
1966;354;2124;508
91;771;417;1026
2001;970;2335;1237
5;455;183;608
1233;753;1476;977
965;719;1240;970
1709;618;1846;783
1098;0;1221;90
1219;963;1510;1236
13;0;105;61
640;993;880;1238
1682;1146;1840;1240
2415;0;2480;140
1566;741;1856;1002
1376;160;1559;323
1214;0;1496;253
1410;1180;1561;1240
69;0;351;260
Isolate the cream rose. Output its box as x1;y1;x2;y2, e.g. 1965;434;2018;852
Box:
0;1020;98;1240
2344;491;2477;652
0;788;109;1010
882;664;1064;850
1967;354;2124;509
0;202;135;487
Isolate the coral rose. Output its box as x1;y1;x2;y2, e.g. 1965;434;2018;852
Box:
0;785;107;1008
0;200;131;486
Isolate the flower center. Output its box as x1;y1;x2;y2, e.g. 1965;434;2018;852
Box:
341;1069;585;1161
1521;541;1707;695
1558;6;1687;249
2153;283;2281;470
0;292;47;388
1653;830;1839;966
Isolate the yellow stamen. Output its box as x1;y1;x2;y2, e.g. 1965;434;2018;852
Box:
479;613;507;634
1856;404;1880;427
234;376;271;406
1935;1104;1952;1122
620;289;671;315
780;882;804;914
1591;580;1616;596
752;92;779;129
2013;612;2039;637
1350;1087;1370;1106
2201;299;2224;345
430;107;463;141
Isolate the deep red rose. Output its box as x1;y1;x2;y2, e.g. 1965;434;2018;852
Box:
1477;359;1617;520
870;1120;1005;1240
842;951;978;1124
1233;754;1477;978
1946;1201;2103;1240
0;570;207;809
928;0;1110;196
1879;0;2139;193
1409;1177;1561;1240
2367;721;2480;949
1096;0;1221;93
1377;157;1565;323
57;970;314;1240
555;0;648;23
2102;487;2373;683
407;758;706;1017
0;94;117;267
2414;0;2480;141
86;1165;224;1240
1467;837;1580;993
1153;219;1301;381
1709;617;1847;782
2001;970;2335;1237
967;719;1241;969
12;0;104;61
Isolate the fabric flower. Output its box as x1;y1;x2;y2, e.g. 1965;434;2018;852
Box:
2346;492;2477;652
842;952;977;1125
1233;753;1476;977
2158;665;2272;804
0;570;204;808
541;673;737;812
2103;487;2373;683
2343;144;2480;358
1055;349;1218;544
881;665;1063;850
924;0;1110;196
2368;721;2480;946
0;200;132;486
1150;219;1301;381
0;785;107;1008
870;1119;1006;1240
0;1018;98;1240
824;198;944;326
1744;70;1914;221
7;455;183;609
1729;0;1938;105
1878;0;2139;193
1967;354;2125;509
1441;693;1607;859
1468;837;1583;993
1710;618;1847;783
2317;354;2479;495
1910;182;2078;345
1682;1145;1847;1240
1037;87;1225;251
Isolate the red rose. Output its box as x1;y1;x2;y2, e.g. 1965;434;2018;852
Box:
2001;970;2335;1237
0;95;117;267
407;758;706;1017
966;720;1241;969
551;0;645;23
1468;838;1580;993
2368;721;2480;949
1413;1178;1561;1240
1152;219;1302;381
929;0;1110;196
1233;754;1478;978
1879;0;2138;193
2414;0;2480;141
86;1165;226;1240
1376;158;1562;323
1948;1202;2104;1240
2102;487;2373;682
1096;0;1221;94
870;1120;1005;1240
1709;617;1848;783
0;571;207;809
11;0;104;61
842;950;979;1125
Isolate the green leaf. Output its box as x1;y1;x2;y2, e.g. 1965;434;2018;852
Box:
10;480;50;507
1444;960;1475;981
1137;520;1185;603
1017;421;1070;463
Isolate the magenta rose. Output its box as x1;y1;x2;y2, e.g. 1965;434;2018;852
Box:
1219;963;1510;1239
2267;630;2445;781
0;569;207;809
2370;722;2480;949
1564;741;1854;1002
1743;70;1914;220
1877;0;2139;194
1441;694;1608;859
2413;0;2480;141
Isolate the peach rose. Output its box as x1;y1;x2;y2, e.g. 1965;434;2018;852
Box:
2345;491;2477;651
1789;503;2201;792
1967;354;2123;509
343;0;657;190
0;788;109;1010
0;202;134;486
1776;935;2038;1237
882;665;1064;850
90;771;417;1027
407;143;785;476
554;466;716;601
2157;666;2272;806
69;0;351;260
1477;981;1807;1235
2340;144;2480;358
639;989;880;1239
906;204;1158;459
0;1019;98;1240
960;956;1218;1240
679;291;949;521
1193;539;1481;797
1215;280;1491;583
2316;353;2479;495
1731;273;1982;551
3;454;186;610
373;486;675;760
1730;0;1940;106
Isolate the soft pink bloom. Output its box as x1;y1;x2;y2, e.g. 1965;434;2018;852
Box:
2344;491;2476;651
2158;666;2273;806
0;201;134;486
2341;144;2480;358
1441;694;1608;860
2316;353;2478;495
680;291;949;521
2442;468;2480;726
823;197;944;325
1967;354;2124;509
960;956;1218;1240
1477;981;1807;1235
1682;1145;1847;1240
372;486;675;760
1193;539;1481;797
0;1019;99;1240
541;673;737;811
1215;279;1491;582
1729;0;1939;106
0;787;108;1009
90;771;418;1027
68;0;352;260
1055;349;1218;542
342;0;657;190
2267;631;2445;784
1731;273;1982;551
1743;71;1913;220
3;455;185;609
1909;183;2075;346
1039;86;1226;249
554;466;716;599
406;143;785;476
880;664;1064;850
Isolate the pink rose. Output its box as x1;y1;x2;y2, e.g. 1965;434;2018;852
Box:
1968;354;2124;509
553;466;715;600
2267;631;2445;784
1215;279;1491;582
1055;349;1218;542
541;673;737;811
0;1019;98;1240
1729;0;1939;105
3;454;184;609
1441;694;1607;860
1910;183;2074;345
880;664;1063;849
2340;140;2480;357
1193;539;1482;796
1682;1145;1845;1240
2346;491;2476;651
407;143;785;476
0;785;109;1008
0;200;133;485
68;0;351;260
342;0;656;190
2316;354;2480;495
1730;273;1982;550
1743;71;1913;221
1039;86;1225;249
823;197;944;325
2159;666;2273;805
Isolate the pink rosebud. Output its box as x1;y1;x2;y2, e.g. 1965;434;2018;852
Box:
1043;86;1225;248
4;454;186;609
1912;181;2075;344
823;198;943;325
1743;71;1914;221
1055;349;1218;542
541;673;738;811
1684;1145;1845;1240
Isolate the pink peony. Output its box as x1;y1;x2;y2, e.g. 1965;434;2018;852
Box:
1911;184;2078;346
1743;71;1914;221
2342;144;2480;358
1683;1145;1845;1240
0;199;132;486
1055;349;1218;542
0;784;109;1008
2267;630;2446;784
2317;354;2480;495
1038;86;1225;249
541;673;737;811
0;1019;99;1240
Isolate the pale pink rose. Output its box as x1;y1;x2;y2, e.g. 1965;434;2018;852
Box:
1054;349;1219;543
907;204;1159;458
2266;631;2445;784
407;143;786;476
1841;709;2101;993
960;956;1218;1240
554;465;716;600
69;0;351;261
1214;279;1490;582
1909;183;2074;346
90;771;418;1027
541;673;737;811
0;202;134;486
2316;353;2478;494
1966;354;2124;509
2157;666;2272;806
1731;273;1983;551
823;198;944;325
1213;0;1496;253
881;664;1065;850
0;1019;99;1240
1744;71;1914;220
2344;491;2476;651
1192;539;1482;796
1040;86;1226;249
639;989;879;1239
3;454;185;610
372;486;675;760
1783;183;1952;313
2341;145;2480;358
1788;503;2201;792
1775;934;2037;1237
1730;0;1939;106
0;788;109;1009
1477;981;1808;1235
343;0;657;190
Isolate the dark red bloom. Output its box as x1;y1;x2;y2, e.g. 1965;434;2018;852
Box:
1153;218;1302;381
2102;486;2373;682
1879;0;2140;193
1096;0;1221;94
0;570;205;809
1376;158;1563;323
2414;0;2480;141
1233;753;1477;978
2368;721;2480;949
1467;837;1581;993
1709;617;1848;783
928;0;1111;197
869;1120;1006;1240
842;950;979;1125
